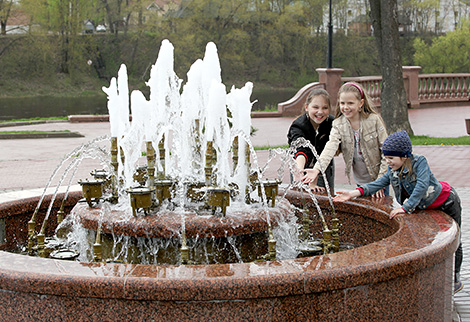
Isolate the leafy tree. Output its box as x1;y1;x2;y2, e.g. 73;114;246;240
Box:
334;33;380;77
334;0;350;30
100;0;135;34
400;0;440;33
414;19;470;73
21;0;103;74
301;0;326;35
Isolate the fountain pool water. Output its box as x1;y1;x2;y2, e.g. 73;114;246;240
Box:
0;40;460;321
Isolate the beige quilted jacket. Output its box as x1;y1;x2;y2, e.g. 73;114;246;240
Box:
313;113;388;183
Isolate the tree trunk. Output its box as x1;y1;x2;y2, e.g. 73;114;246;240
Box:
0;0;13;35
369;0;414;135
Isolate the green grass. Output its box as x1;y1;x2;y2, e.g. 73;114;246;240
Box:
254;104;279;112
0;130;71;134
254;145;289;150
410;135;470;145
254;136;470;150
0;117;68;123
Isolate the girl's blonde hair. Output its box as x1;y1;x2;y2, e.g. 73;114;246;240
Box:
335;82;379;119
400;157;413;177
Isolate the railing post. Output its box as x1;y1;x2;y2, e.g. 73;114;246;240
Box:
316;68;344;113
402;66;421;108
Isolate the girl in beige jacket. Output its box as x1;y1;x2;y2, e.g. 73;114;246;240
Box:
301;82;388;197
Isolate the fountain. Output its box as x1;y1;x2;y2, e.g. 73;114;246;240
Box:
0;40;459;321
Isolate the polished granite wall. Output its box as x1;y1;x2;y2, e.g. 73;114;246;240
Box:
0;192;458;321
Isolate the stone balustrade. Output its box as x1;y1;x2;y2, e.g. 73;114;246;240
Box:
275;66;470;116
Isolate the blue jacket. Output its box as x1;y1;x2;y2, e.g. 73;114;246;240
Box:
360;154;442;213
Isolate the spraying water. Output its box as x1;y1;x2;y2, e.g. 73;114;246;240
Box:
28;39;340;265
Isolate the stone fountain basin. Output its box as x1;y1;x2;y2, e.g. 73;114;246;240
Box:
0;190;459;321
72;198;294;239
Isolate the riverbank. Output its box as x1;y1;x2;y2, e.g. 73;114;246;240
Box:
0;75;297;98
0;83;298;121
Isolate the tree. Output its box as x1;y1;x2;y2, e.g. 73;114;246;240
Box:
101;0;134;34
414;19;470;73
21;0;104;74
400;0;440;33
369;0;414;134
0;0;13;34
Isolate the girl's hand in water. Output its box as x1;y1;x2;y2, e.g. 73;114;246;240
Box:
301;168;320;184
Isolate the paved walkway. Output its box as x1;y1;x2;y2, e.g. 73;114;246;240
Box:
0;105;470;320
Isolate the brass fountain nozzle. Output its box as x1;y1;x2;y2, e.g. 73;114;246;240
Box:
257;179;280;207
146;141;156;187
267;226;277;261
206;188;230;217
78;179;105;207
37;233;45;258
331;217;340;252
323;228;332;254
93;227;102;262
205;141;217;185
27;216;37;255
301;209;313;241
57;202;66;225
110;137;119;203
180;230;189;264
126;186;156;217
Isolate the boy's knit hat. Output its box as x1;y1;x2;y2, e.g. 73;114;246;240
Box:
382;131;412;157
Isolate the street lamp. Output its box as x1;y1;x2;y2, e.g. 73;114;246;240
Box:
327;0;333;68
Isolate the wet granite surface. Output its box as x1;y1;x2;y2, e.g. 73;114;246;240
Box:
0;191;458;321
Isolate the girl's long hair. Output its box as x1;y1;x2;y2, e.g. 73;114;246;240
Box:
335;82;379;119
400;157;413;178
298;88;331;118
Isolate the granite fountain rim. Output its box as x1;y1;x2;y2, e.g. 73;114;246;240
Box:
0;191;459;302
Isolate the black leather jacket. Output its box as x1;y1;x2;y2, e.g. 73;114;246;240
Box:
287;113;334;168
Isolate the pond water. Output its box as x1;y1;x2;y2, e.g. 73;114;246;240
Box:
0;88;297;121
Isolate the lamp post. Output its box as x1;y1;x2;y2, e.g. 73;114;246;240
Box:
327;0;333;68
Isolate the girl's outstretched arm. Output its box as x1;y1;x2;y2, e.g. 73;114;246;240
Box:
333;190;362;202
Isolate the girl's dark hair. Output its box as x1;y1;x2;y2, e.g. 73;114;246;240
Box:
302;88;331;116
335;82;379;119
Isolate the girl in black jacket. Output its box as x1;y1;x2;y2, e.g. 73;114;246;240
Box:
287;88;335;192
